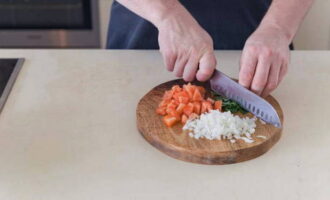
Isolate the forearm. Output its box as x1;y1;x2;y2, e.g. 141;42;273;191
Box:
116;0;190;28
259;0;315;42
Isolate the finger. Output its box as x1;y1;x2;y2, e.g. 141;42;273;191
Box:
239;49;258;89
250;55;271;95
278;61;288;84
196;52;217;82
183;56;199;82
173;55;188;78
261;60;281;98
161;51;177;72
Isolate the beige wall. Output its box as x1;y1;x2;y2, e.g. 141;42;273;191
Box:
294;0;330;50
99;0;330;50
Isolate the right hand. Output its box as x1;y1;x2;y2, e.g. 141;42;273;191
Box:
156;8;217;82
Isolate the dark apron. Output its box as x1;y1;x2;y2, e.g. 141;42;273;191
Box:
107;0;272;50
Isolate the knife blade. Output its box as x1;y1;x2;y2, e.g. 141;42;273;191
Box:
210;70;281;128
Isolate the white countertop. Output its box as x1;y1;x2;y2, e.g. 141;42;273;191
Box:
0;50;329;200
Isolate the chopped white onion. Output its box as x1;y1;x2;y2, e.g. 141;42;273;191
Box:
183;110;257;143
256;135;267;139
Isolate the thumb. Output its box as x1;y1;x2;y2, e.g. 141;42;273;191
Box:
196;52;217;82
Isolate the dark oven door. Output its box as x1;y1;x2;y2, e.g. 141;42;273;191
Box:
0;0;100;48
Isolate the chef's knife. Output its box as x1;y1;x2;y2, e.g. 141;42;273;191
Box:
210;70;281;128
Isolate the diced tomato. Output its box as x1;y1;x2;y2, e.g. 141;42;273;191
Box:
176;103;186;114
166;105;176;115
214;100;222;111
168;110;181;121
156;107;166;115
192;89;203;102
171;85;182;93
163;90;174;100
183;83;195;98
169;99;178;107
201;103;206;113
201;101;212;113
183;103;194;116
167;101;177;109
163;115;179;127
172;92;178;101
173;91;189;102
181;114;188;124
207;97;215;104
159;99;170;108
156;84;213;126
197;86;206;97
193;101;201;115
206;101;213;112
178;96;189;104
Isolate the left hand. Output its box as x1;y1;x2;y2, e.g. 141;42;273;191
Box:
239;25;290;97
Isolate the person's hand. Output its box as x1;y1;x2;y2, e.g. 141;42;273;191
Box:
239;25;290;97
156;7;216;82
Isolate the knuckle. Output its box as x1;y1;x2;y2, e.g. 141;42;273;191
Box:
279;53;288;61
247;45;258;53
173;69;182;77
174;71;182;77
203;34;213;44
200;63;215;74
250;87;261;95
239;77;251;88
267;82;277;90
163;53;176;71
189;47;199;56
198;44;210;54
245;71;254;81
199;39;213;50
174;69;184;78
196;72;209;82
183;74;194;82
200;40;209;46
240;77;249;85
261;47;273;58
165;51;175;60
279;56;286;63
254;80;267;89
240;70;254;82
177;51;188;60
165;64;173;71
240;67;255;80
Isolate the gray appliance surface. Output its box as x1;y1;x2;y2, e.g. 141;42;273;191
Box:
0;58;24;114
0;0;100;48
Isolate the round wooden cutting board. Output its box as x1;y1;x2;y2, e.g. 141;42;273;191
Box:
136;79;284;165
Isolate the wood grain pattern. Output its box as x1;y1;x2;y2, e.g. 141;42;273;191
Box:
137;79;284;165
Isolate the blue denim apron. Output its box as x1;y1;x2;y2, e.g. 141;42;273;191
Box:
107;0;272;50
